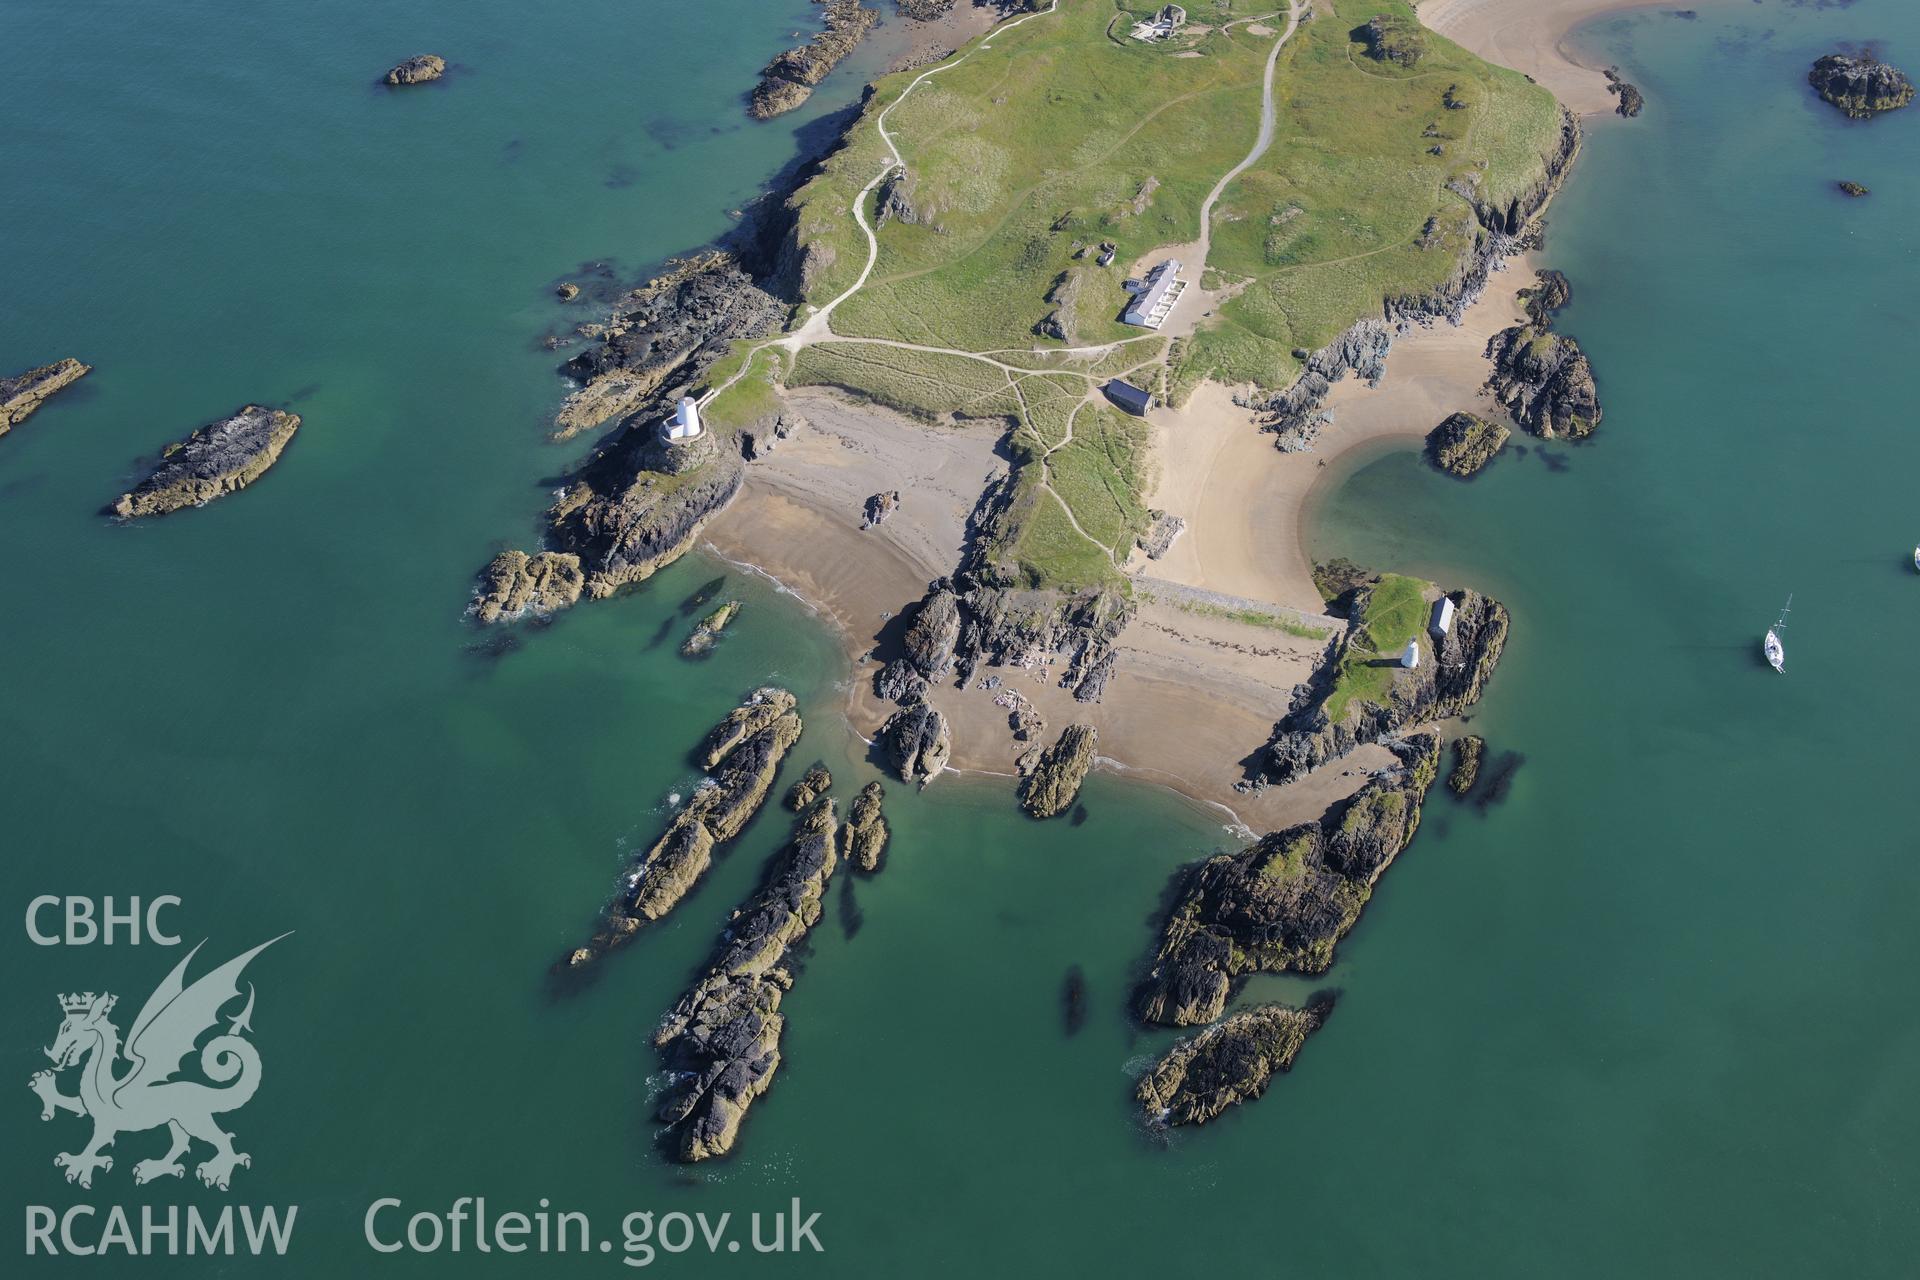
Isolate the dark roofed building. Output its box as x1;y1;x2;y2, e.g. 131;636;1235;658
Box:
1104;379;1153;416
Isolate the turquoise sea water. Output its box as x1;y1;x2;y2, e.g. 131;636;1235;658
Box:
6;0;1920;1274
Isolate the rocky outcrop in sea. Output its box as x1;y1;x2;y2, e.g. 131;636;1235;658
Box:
1484;324;1601;439
564;689;802;969
681;600;741;657
1;358;89;437
839;780;890;872
1809;53;1915;119
749;0;881;120
384;55;446;86
1604;67;1643;118
1265;582;1507;784
1447;734;1484;796
1135;733;1440;1027
785;763;834;811
110;405;299;519
471;550;585;623
881;700;952;784
1426;411;1509;478
653;797;840;1161
1018;724;1096;819
1136;997;1334;1127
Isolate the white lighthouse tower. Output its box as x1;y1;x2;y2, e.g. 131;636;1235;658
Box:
663;395;704;442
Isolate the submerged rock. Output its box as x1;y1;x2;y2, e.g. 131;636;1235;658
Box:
839;780;890;872
1809;53;1914;119
566;689;802;968
1;358;89;436
1018;724;1096;819
785;763;834;811
1484;324;1601;439
470;550;584;623
881;701;951;784
654;798;840;1161
1137;998;1334;1127
1136;733;1440;1027
110;404;299;518
384;54;446;86
1448;735;1485;796
749;0;880;120
1427;411;1510;478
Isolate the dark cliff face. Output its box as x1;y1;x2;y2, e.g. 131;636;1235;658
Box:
1809;54;1915;119
1135;733;1441;1028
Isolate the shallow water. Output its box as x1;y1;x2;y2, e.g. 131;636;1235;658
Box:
5;0;1920;1274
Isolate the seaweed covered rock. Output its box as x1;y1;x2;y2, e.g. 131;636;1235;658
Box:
110;405;299;518
1484;324;1601;439
1426;412;1510;478
471;550;585;623
653;799;840;1161
384;54;446;86
1018;724;1097;819
1518;269;1571;329
1604;67;1643;117
1136;734;1440;1027
1358;14;1425;67
1838;180;1872;198
681;600;742;657
785;763;834;811
1137;998;1334;1127
1448;735;1484;795
1;358;89;436
1809;53;1915;119
881;701;951;784
566;689;803;968
1266;578;1507;783
699;688;799;770
749;0;880;120
839;780;890;872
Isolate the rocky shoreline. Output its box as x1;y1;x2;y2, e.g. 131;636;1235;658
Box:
562;688;802;970
1;358;89;437
110;404;299;519
1244;111;1582;450
1017;724;1096;818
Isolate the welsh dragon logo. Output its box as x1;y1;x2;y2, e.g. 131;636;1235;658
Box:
28;935;287;1191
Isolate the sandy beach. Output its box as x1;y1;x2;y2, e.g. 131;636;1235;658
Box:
1421;0;1674;116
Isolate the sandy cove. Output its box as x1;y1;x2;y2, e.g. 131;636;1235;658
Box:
1421;0;1678;117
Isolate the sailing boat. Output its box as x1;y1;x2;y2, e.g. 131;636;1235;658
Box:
1763;594;1791;673
1912;544;1919;573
